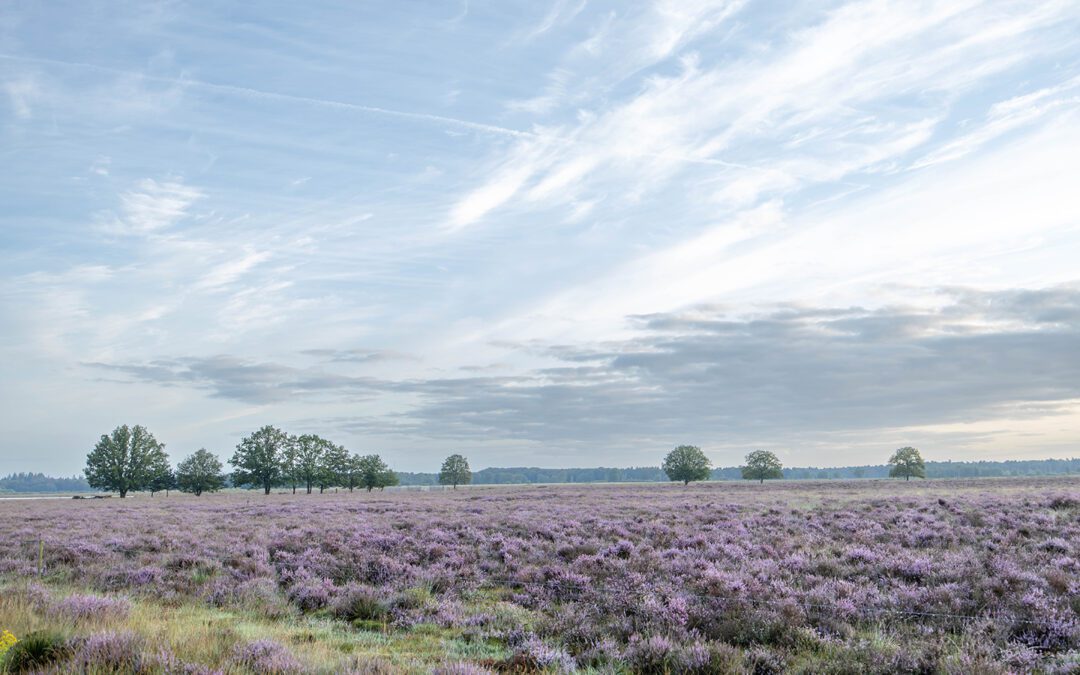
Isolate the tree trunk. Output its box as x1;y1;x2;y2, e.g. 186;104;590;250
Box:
306;482;312;494
292;485;296;494
119;489;127;498
906;474;910;481
264;484;271;495
760;478;764;484
684;479;689;486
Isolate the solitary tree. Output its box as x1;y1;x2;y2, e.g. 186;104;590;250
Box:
291;434;326;494
230;425;289;494
742;450;784;483
84;425;169;498
176;449;226;496
438;454;472;489
356;454;397;492
662;445;712;485
888;446;926;481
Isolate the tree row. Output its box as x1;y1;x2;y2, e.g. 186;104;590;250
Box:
84;424;475;498
661;445;927;484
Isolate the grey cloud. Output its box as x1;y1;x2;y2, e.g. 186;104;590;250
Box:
89;286;1080;448
88;355;385;404
300;348;418;364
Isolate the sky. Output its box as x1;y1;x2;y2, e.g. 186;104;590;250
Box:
2;0;1080;475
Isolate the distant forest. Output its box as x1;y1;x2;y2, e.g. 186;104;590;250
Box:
3;457;1079;493
397;457;1080;485
0;472;91;493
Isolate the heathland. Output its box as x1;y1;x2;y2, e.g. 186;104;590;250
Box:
1;477;1078;673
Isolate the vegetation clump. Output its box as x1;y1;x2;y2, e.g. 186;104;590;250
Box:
2;630;70;673
889;446;927;480
741;449;784;483
662;445;712;485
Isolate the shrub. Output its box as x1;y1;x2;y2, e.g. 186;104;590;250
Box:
432;662;496;675
333;586;388;623
72;631;144;672
231;639;303;674
50;593;131;622
512;638;576;673
623;634;678;673
3;629;71;673
287;577;334;612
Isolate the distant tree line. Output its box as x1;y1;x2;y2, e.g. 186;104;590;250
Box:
8;433;1080;493
396;455;1080;485
0;473;91;493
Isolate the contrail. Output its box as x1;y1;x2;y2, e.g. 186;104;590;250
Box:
0;53;535;139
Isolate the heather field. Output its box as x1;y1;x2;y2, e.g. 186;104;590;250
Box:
2;478;1079;674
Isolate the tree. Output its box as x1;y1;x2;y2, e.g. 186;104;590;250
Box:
888;446;926;481
355;454;397;492
438;454;472;489
147;465;176;497
176;449;226;496
281;435;301;494
742;450;784;483
290;434;326;494
84;425;169;498
662;445;711;485
317;441;349;493
230;425;289;495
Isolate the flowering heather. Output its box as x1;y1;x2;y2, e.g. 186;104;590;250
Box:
1;477;1079;672
231;638;304;674
49;593;131;622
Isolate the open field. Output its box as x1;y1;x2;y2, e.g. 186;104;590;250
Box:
2;478;1079;673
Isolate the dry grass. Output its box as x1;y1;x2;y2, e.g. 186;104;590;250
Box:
0;581;508;673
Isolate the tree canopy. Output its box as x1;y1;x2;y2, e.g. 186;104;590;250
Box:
888;446;926;480
84;425;169;498
230;425;290;494
742;450;784;483
176;449;226;496
438;454;472;489
289;434;326;494
662;445;712;485
147;465;176;497
318;441;350;493
356;454;398;491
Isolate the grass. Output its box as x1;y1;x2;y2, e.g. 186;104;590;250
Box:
0;580;514;673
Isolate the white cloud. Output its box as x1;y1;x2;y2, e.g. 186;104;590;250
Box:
3;75;39;118
115;178;203;234
194;249;271;291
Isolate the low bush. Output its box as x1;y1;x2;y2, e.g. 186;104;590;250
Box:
333;586;388;623
3;629;71;673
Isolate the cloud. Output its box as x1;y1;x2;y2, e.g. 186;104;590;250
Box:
300;348;418;364
194;249;271;291
3;74;39;118
87;355;386;405
521;0;588;42
0;52;532;139
451;0;1076;228
912;74;1080;169
87;286;1080;451
111;178;203;234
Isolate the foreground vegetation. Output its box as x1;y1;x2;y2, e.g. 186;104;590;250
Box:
2;477;1078;673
